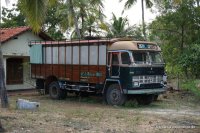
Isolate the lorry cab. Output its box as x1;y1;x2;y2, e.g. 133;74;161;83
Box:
104;41;166;105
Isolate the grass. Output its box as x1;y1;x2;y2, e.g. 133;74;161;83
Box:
1;90;200;133
181;79;200;97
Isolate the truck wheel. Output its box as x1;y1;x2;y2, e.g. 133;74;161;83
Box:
106;84;126;106
136;95;153;105
49;81;67;100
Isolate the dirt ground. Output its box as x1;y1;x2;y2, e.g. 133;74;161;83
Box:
1;90;200;133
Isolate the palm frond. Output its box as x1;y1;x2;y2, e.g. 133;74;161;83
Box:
124;0;137;9
19;0;49;33
145;0;153;8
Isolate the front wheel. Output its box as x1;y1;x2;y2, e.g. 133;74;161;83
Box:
106;84;126;106
49;81;67;100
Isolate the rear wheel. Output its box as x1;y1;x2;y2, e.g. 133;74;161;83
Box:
136;95;153;105
106;84;126;106
49;81;67;100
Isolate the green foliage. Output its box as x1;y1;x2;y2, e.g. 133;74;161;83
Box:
43;2;65;40
1;5;26;28
120;0;154;39
179;43;200;78
181;79;200;97
2;2;64;40
18;0;105;39
18;0;50;33
104;14;144;40
149;0;200;77
106;14;135;37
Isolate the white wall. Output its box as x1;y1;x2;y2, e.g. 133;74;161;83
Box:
2;31;42;56
2;31;43;90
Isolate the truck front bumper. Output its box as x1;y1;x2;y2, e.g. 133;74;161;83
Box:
123;88;167;95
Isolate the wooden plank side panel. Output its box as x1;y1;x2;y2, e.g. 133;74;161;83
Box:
65;65;72;80
31;64;107;84
45;65;53;77
89;66;98;83
99;66;107;83
58;65;66;78
52;65;59;78
72;65;80;82
40;64;46;77
79;65;106;83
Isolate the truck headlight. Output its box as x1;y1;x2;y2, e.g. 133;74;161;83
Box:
133;81;139;87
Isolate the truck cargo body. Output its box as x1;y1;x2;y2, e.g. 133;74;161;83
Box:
30;39;167;105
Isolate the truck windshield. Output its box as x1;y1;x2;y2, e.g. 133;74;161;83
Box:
149;52;163;64
132;52;149;64
132;51;163;64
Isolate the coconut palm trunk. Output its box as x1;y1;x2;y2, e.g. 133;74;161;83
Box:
69;0;81;39
197;0;200;7
120;0;153;40
0;0;9;108
141;0;146;40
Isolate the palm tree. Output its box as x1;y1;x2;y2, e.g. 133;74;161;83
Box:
79;0;104;37
19;0;104;39
58;0;104;39
0;0;9;108
18;0;56;33
106;14;135;37
19;0;81;38
120;0;153;40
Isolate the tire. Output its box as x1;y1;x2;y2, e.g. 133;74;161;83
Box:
136;95;153;105
49;81;67;100
106;84;126;106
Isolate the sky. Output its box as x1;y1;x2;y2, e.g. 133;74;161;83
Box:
1;0;158;26
103;0;158;25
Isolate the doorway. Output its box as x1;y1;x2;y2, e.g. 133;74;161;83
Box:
6;58;23;85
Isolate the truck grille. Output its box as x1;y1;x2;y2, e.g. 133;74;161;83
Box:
132;75;163;84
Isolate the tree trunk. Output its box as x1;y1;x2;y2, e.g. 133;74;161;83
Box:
80;7;85;38
69;0;81;39
197;0;200;7
0;49;9;108
180;24;184;52
141;0;146;40
0;0;9;108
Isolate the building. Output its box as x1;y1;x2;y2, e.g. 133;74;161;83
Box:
0;26;52;90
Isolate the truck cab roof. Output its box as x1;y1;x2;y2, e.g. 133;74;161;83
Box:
109;41;161;51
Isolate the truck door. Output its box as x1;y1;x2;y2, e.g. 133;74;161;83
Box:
110;52;120;77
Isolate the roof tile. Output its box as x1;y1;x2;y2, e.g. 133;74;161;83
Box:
0;26;31;43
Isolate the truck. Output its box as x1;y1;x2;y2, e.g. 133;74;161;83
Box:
29;38;167;106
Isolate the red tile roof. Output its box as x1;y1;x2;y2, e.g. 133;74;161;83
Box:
0;26;53;43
